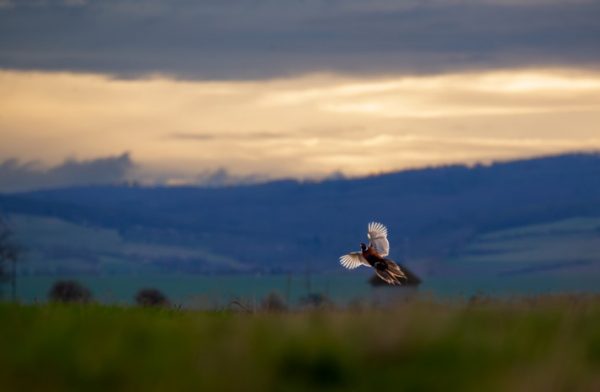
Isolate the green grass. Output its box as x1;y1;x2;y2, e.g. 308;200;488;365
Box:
1;296;600;391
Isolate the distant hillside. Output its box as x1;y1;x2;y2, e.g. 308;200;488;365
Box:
1;153;600;275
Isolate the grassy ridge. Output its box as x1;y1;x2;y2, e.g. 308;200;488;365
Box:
1;297;600;391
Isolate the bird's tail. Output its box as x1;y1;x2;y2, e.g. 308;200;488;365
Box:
375;259;407;285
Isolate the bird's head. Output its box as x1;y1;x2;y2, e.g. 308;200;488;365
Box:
360;242;367;251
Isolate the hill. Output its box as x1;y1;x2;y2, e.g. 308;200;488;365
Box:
1;153;599;276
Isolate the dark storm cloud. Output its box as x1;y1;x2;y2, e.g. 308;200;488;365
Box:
0;153;134;192
0;0;599;79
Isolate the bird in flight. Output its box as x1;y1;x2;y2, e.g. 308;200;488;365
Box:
339;222;407;285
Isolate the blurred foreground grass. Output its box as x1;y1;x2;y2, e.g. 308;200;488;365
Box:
1;296;600;391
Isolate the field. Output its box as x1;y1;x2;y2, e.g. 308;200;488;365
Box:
451;217;600;276
10;214;246;275
1;296;600;391
9;214;600;308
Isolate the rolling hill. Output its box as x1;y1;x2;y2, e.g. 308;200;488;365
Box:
1;153;599;277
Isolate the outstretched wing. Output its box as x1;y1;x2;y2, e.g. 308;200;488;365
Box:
367;221;390;257
339;252;370;269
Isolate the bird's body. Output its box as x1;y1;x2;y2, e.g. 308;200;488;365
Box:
361;244;406;285
339;222;407;285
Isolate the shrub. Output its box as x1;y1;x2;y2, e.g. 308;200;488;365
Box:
48;280;92;303
135;288;170;307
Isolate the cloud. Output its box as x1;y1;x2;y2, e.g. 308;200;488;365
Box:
169;131;286;141
0;0;599;79
2;68;600;180
194;168;267;187
0;151;272;191
0;153;134;192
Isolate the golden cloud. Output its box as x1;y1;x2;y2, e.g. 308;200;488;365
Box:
1;68;599;180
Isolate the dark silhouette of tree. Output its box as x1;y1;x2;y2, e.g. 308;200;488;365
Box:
134;288;170;307
261;291;287;312
0;216;20;301
48;280;92;303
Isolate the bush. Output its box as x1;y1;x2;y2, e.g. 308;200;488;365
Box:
135;288;170;307
48;280;92;303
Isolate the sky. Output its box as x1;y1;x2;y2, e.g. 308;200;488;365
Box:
1;0;599;191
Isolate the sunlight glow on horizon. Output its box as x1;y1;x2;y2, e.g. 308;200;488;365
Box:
1;67;599;182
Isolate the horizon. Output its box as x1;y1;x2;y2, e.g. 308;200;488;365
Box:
1;150;599;193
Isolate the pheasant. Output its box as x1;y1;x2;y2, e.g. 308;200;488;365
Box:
339;222;407;285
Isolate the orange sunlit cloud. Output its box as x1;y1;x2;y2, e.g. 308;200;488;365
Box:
1;68;599;182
